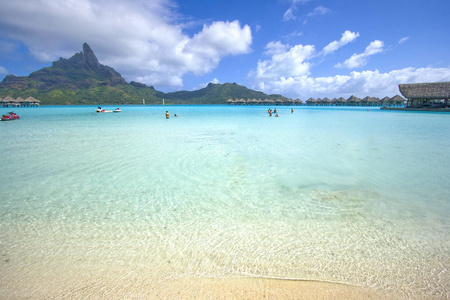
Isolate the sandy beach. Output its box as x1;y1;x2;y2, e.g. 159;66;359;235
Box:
2;272;402;299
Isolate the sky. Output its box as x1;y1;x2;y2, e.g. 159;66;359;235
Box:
1;0;450;99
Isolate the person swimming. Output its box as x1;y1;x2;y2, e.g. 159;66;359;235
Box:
165;111;169;119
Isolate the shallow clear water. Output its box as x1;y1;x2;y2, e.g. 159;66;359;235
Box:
1;105;449;297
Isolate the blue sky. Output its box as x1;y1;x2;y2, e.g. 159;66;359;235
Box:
1;0;449;99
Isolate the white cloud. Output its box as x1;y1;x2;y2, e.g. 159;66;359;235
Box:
283;0;311;21
253;42;315;81
321;30;359;56
0;66;8;75
249;33;450;99
399;36;409;44
0;0;252;88
252;67;450;99
193;78;220;90
303;6;331;24
335;40;384;69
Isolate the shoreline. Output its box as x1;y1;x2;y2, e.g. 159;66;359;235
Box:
1;275;403;299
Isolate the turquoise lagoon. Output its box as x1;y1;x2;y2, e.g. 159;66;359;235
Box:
0;105;449;297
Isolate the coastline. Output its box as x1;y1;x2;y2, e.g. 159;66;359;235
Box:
1;274;403;299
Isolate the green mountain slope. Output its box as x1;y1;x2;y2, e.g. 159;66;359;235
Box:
0;43;286;105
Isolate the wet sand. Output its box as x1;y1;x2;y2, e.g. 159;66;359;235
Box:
1;271;403;299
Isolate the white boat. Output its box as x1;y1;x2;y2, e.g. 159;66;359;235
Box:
95;107;113;113
113;108;121;112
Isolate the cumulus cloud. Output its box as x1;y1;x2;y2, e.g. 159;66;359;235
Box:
321;30;359;56
249;32;450;99
253;41;315;81
0;0;252;88
335;40;384;68
252;67;450;99
253;30;361;82
398;36;409;44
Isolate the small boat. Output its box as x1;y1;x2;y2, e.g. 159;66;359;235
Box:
95;107;113;113
1;112;20;121
113;108;121;112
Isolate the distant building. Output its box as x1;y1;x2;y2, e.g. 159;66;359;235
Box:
399;82;450;108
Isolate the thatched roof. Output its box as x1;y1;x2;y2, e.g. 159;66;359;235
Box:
390;95;405;102
25;96;40;103
399;82;450;99
2;95;16;103
347;95;361;102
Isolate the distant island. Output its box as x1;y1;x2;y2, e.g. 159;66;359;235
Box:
0;43;286;105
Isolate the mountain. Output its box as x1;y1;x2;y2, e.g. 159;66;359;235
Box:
0;43;286;105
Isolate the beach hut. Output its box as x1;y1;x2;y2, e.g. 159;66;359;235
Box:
322;97;331;106
306;98;316;106
369;97;381;106
235;98;246;105
22;97;33;107
294;98;303;105
29;97;40;106
275;98;283;106
2;96;15;107
247;98;257;105
16;97;25;107
389;95;406;107
399;81;450;108
347;95;361;106
381;96;390;107
227;98;235;105
336;97;346;106
361;96;371;106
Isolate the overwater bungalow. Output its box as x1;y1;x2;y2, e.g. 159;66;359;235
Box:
1;96;20;107
337;97;346;106
381;96;390;106
26;96;40;106
399;81;450;108
306;98;316;106
369;97;381;106
347;95;361;106
294;98;303;105
389;95;406;107
1;95;41;107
